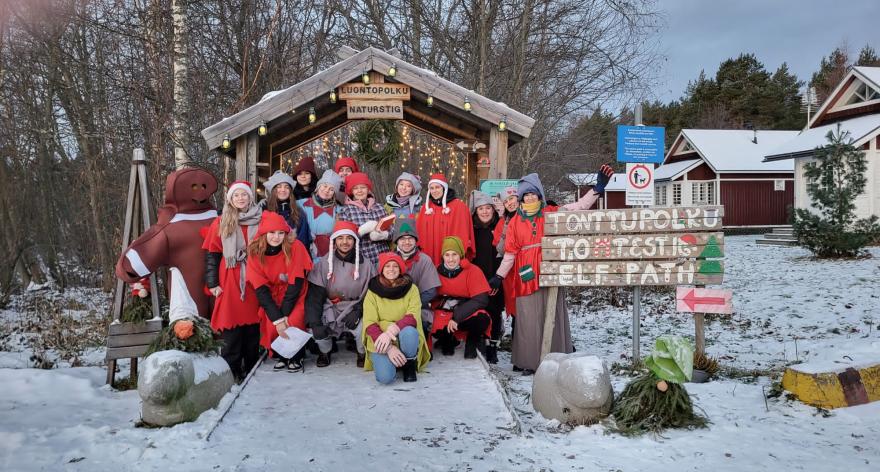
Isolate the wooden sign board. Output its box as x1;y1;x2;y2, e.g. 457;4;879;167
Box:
676;287;733;315
544;206;724;236
543;232;724;261
339;83;411;101
347;100;404;120
540;260;724;287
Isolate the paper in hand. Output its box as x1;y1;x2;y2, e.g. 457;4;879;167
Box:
270;326;313;359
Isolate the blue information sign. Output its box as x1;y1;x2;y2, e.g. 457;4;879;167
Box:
480;179;519;197
616;125;665;164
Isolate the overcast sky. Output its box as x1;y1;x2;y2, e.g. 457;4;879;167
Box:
654;0;879;102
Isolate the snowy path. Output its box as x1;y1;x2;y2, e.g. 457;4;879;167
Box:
206;350;518;470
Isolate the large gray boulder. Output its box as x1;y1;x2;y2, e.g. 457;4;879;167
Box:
531;352;613;425
138;350;233;426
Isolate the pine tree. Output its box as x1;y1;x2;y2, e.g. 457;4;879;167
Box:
792;126;880;258
810;47;849;103
856;45;880;67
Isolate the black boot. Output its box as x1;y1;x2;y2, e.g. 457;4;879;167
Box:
316;352;332;367
464;334;483;359
439;332;455;356
485;339;499;364
356;352;365;368
402;358;417;382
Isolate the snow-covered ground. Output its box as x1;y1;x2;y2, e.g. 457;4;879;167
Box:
1;235;878;471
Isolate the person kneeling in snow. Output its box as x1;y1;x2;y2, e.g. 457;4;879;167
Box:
431;236;492;358
362;253;430;384
246;212;313;372
304;221;375;368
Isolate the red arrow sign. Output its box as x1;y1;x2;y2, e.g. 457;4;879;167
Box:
676;287;732;315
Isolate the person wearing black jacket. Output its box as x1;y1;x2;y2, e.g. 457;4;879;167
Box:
469;191;504;363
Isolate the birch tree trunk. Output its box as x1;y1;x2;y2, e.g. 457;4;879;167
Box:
172;0;190;169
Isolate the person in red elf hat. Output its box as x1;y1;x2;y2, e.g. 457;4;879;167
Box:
333;156;359;199
246;211;313;372
304;220;376;368
336;171;391;265
430;236;491;358
416;173;475;265
202;180;263;382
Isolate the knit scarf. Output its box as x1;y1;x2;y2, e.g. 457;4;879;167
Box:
313;194;335;208
397;245;418;259
221;205;262;300
520;200;542;217
368;274;413;300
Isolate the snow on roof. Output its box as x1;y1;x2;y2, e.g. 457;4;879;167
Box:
654;158;702;182
567;173;627;191
854;66;880;90
765;114;880;160
679;129;797;172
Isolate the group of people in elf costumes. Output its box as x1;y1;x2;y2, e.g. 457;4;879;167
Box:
201;154;614;385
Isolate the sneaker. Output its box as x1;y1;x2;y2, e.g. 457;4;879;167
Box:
287;359;304;373
273;359;288;371
316;352;331;367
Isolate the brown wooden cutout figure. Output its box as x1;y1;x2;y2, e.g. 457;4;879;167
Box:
115;168;219;317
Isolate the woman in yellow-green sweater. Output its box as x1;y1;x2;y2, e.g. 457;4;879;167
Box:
361;252;431;384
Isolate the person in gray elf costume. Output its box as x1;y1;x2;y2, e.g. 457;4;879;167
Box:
305;220;376;368
392;218;441;337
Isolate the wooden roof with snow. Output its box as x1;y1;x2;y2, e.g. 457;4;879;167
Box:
200;47;535;153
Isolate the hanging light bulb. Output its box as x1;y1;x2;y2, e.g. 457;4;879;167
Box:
426;95;434;107
361;70;370;85
463;97;472;112
221;133;231;150
498;115;507;132
258;121;268;136
308;107;316;124
388;63;397;77
329;89;337;103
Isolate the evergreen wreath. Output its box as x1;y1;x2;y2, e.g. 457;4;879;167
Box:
354;119;401;169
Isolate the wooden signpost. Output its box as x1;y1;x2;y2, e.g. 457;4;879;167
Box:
538;205;727;360
339;81;409;121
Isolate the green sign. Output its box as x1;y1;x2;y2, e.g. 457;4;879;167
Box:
479;179;518;197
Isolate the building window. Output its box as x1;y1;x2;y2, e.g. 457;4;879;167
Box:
672;183;682;205
655;184;668;206
691;182;715;205
846;82;880;105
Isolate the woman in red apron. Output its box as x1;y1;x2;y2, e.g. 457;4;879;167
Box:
246;212;313;372
431;236;491;359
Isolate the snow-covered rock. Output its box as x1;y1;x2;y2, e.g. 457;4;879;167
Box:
138;350;233;426
532;352;613;424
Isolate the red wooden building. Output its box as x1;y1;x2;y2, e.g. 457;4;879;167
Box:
604;129;798;227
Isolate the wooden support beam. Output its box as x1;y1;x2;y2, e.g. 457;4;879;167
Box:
489;127;508;179
406;107;477;140
540;287;560;361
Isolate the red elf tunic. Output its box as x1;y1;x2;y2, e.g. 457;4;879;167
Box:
417;198;475;265
504;205;559;298
493;218;517;317
246;240;313;351
432;259;492;341
202;218;261;331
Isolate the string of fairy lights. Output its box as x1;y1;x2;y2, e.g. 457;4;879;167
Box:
276;122;467;190
217;51;513;192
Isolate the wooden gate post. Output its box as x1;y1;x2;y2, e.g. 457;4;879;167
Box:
106;149;162;386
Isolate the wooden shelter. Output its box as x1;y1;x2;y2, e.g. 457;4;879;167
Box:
200;46;535;191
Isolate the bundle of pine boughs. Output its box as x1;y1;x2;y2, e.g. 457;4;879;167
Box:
611;373;708;436
145;317;223;355
120;297;154;323
610;336;708;436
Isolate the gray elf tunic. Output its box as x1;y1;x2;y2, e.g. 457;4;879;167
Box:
307;252;376;341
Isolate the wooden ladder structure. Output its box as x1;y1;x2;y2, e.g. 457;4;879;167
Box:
106;148;163;386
